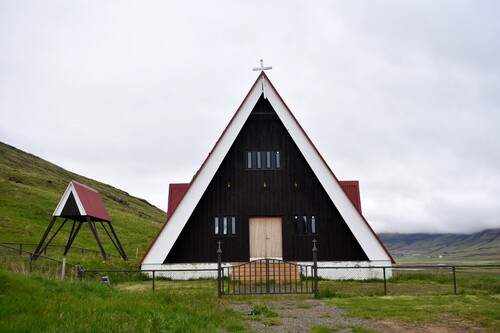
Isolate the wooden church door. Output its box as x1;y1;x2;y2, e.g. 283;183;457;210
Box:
249;217;283;259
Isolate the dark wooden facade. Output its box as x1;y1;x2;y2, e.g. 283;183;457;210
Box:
165;95;368;263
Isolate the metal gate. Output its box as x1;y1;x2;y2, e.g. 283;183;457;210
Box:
216;241;318;296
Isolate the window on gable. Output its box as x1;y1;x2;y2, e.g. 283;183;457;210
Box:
245;151;282;170
293;215;317;235
214;216;237;236
214;217;219;235
247;152;252;169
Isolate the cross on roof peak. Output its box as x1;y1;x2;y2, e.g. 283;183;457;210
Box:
252;59;272;72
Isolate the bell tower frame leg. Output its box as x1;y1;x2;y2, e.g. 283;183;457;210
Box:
105;222;128;261
33;217;68;260
86;216;108;260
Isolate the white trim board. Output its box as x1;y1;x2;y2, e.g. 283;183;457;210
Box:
53;182;86;217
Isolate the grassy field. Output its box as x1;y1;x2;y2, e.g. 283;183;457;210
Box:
1;265;499;332
324;294;500;332
0;269;245;333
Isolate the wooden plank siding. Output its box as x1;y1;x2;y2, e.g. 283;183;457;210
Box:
164;95;368;263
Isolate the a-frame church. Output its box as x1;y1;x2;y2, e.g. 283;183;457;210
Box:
140;69;394;278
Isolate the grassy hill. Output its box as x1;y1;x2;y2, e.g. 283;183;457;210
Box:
379;229;500;264
0;141;166;265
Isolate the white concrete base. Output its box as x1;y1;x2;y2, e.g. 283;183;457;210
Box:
298;260;393;280
141;261;392;280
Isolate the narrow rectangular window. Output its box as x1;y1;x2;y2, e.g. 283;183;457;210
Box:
303;216;308;234
294;216;299;234
231;217;236;235
311;215;316;234
257;151;261;169
247;152;252;169
223;217;228;235
214;217;219;235
266;151;271;168
276;151;281;168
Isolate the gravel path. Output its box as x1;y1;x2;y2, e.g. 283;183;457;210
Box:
227;299;379;332
227;299;483;333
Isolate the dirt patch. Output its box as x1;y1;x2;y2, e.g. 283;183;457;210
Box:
227;299;485;333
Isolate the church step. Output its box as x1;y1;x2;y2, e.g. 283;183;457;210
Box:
230;262;301;282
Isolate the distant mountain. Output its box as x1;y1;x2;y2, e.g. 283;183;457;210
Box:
378;229;500;264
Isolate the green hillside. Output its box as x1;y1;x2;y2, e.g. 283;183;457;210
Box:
379;229;500;264
0;141;166;264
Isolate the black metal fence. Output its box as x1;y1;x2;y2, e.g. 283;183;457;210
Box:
2;242;498;297
219;259;316;296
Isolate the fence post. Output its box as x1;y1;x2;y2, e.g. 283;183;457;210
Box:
312;239;318;298
217;241;222;297
61;257;66;279
265;258;270;294
383;267;387;295
19;243;22;256
152;271;155;291
77;263;83;280
452;266;457;294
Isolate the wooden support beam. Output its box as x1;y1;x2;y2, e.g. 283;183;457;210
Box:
64;220;83;256
106;222;129;261
86;216;108;260
33;217;67;260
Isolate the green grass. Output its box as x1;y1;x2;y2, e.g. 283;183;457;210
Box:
248;304;279;317
322;294;500;332
0;269;244;333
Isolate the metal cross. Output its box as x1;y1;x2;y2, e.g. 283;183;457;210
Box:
252;59;272;72
217;240;222;253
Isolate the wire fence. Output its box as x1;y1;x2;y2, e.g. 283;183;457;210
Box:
76;264;500;296
1;244;498;297
0;243;80;280
316;265;500;296
80;269;218;293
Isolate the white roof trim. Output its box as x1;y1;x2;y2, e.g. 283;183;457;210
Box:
142;74;391;265
53;182;87;217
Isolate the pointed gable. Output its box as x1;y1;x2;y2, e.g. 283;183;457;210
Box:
53;180;111;222
140;73;394;266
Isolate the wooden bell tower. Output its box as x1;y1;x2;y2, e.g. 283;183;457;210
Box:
33;180;128;261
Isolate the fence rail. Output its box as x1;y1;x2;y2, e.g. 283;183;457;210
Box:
0;242;116;258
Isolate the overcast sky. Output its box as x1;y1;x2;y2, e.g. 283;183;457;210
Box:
1;1;499;234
